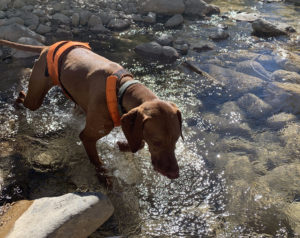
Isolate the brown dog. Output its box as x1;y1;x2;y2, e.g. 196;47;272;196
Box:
0;39;183;186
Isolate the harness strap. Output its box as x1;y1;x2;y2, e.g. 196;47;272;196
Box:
106;69;140;127
46;41;91;102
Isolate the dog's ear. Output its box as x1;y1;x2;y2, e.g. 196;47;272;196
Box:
168;102;184;141
121;108;146;153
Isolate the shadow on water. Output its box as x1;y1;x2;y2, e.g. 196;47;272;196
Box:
1;0;300;237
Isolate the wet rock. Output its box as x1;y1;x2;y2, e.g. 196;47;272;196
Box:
236;60;271;80
173;39;189;55
36;24;51;34
209;29;229;41
139;0;185;15
283;52;300;73
88;15;103;28
29;151;63;172
225;155;255;181
165;14;183;28
285;203;300;234
143;12;156;24
252;18;289;37
266;112;296;130
79;10;92;26
207;64;263;94
0;17;24;26
230;12;261;22
184;0;220;17
11;37;44;58
192;41;215;52
71;12;80;26
154;33;174;46
237;93;272;119
271;70;300;83
162;46;180;61
52;13;70;25
0;10;5;18
0;0;11;11
0;23;45;43
5;193;114;238
107;18;130;31
265;82;300;114
135;41;179;62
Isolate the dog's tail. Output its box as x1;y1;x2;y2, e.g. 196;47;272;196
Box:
0;39;45;53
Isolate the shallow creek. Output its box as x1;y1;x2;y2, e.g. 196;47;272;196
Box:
1;0;300;237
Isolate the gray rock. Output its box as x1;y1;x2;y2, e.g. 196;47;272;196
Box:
237;93;272;119
12;37;44;58
0;10;5;18
162;46;179;61
79;10;92;26
98;11;113;25
36;24;51;34
155;33;174;46
285;203;300;234
285;0;300;5
132;14;144;22
135;41;163;57
271;70;300;83
0;23;45;42
236;60;271;80
209;29;229;41
6;193;114;238
52;13;70;25
192;41;215;52
56;28;73;38
107;18;130;31
266;112;296;129
0;0;11;11
184;0;220;17
207;64;263;94
0;48;2;57
139;0;185;15
173;39;189;55
19;12;39;29
90;24;108;33
283;52;300;73
32;9;46;17
0;17;24;26
143;12;156;24
165;14;183;28
13;0;24;8
72;12;80;26
88;15;103;28
252;18;288;37
53;3;65;12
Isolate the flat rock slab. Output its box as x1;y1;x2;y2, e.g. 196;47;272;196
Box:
4;192;114;238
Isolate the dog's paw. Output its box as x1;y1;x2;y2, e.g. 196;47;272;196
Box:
15;91;26;104
117;141;131;152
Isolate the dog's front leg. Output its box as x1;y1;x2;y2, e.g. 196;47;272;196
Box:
79;129;112;188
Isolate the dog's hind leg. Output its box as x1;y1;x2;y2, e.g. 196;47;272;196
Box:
17;51;53;111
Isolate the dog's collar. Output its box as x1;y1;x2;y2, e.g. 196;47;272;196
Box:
106;69;140;127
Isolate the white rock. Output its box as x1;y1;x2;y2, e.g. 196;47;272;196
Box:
7;192;114;238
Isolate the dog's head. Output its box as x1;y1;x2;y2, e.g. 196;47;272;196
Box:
121;99;183;179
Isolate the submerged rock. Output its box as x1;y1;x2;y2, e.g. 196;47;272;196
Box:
252;18;292;37
154;33;174;46
271;70;300;83
209;29;229;41
236;60;271;80
3;193;114;238
237;93;272;119
266;112;296;130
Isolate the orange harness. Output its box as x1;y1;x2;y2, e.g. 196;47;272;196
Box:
46;41;136;127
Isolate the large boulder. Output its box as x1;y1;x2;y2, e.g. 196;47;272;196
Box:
0;23;45;42
2;193;114;238
138;0;185;15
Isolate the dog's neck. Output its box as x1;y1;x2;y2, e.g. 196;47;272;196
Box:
120;76;158;113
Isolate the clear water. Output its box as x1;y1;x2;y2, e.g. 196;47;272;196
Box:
1;0;300;237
